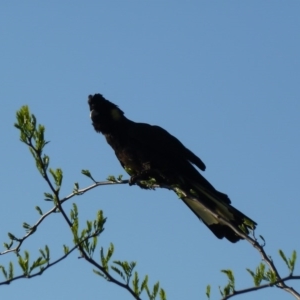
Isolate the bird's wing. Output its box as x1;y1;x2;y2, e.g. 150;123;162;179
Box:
127;122;206;171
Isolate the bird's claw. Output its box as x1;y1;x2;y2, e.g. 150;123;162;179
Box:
129;172;151;186
129;175;138;186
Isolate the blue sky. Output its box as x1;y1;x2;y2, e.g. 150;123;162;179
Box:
1;2;300;299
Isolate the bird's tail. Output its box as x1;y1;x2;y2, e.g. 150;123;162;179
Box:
179;181;256;243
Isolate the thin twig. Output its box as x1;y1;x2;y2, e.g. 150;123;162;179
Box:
222;275;300;300
0;180;129;256
0;232;99;285
163;186;300;300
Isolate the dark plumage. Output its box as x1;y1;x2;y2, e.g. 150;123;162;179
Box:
88;93;256;242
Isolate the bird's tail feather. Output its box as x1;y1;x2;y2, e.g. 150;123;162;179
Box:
180;181;256;243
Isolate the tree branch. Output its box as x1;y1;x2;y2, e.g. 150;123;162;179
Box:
161;186;300;300
222;275;300;300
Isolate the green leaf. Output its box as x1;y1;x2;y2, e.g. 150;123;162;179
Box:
130;261;137;272
23;222;36;233
23;222;31;230
94;210;106;233
220;270;235;296
3;240;13;250
7;232;18;241
255;263;266;286
49;168;63;191
0;265;7;279
246;268;255;279
81;170;96;182
63;245;69;254
73;182;79;194
29;257;47;273
70;203;79;221
71;216;79;244
55;168;63;188
278;249;297;274
82;169;91;177
14;106;35;143
87;235;98;256
85;220;92;233
206;284;211;299
35;206;43;215
40;245;50;262
221;269;235;287
100;248;108;272
289;250;297;273
132;271;139;295
141;275;148;292
107;175;117;182
152;282;160;298
44;192;54;201
8;262;14;280
106;243;114;263
247;263;267;287
93;269;105;277
18;251;30;275
42;154;49;170
266;269;277;284
159;288;167;300
111;266;125;281
279;249;289;267
46;246;50;259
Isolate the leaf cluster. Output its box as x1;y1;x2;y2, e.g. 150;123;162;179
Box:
206;248;298;299
93;243;166;300
0;106;167;300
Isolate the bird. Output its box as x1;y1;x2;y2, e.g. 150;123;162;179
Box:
87;93;256;243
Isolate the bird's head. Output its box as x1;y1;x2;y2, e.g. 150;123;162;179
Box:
88;94;125;134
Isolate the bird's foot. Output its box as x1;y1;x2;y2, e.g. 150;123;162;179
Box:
129;173;148;186
129;175;138;186
129;170;159;187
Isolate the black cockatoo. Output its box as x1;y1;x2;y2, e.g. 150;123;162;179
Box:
88;93;256;242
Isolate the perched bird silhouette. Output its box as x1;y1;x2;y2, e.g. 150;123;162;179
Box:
88;93;256;242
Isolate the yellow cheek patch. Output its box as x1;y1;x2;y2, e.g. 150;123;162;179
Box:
111;108;121;120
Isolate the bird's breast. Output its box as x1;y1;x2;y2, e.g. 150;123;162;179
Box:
105;133;146;174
